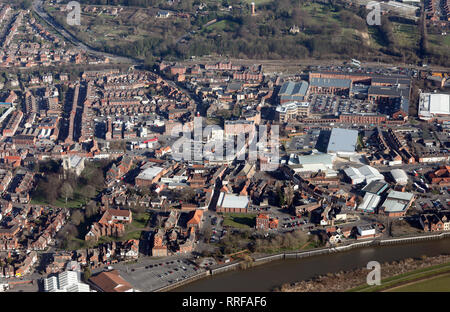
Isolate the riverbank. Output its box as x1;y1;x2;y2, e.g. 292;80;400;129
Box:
276;254;450;292
173;232;450;292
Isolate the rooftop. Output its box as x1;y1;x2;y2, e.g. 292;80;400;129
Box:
217;193;249;209
327;128;358;154
136;166;164;181
310;77;352;89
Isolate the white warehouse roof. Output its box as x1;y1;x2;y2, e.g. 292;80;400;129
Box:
391;169;408;185
136;166;164;181
217;193;249;209
419;93;450;119
327;128;358;154
344;165;384;185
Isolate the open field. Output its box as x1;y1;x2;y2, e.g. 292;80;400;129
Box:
388;273;450;292
350;262;450;292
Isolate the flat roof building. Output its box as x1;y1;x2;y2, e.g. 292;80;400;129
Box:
292;153;335;173
362;180;389;195
418;93;450;121
216;193;249;213
327;128;358;156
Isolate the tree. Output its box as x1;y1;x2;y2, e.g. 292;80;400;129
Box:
203;227;212;243
284;185;295;209
179;188;196;203
85;201;99;218
60;182;74;204
278;188;285;207
71;210;85;226
83;266;92;282
81;185;96;202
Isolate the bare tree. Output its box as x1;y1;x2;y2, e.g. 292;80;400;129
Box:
60;182;73;204
71;210;85;226
284;184;295;209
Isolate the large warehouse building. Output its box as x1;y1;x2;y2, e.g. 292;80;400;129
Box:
344;165;385;185
418;92;450;122
278;81;309;104
327;128;358;156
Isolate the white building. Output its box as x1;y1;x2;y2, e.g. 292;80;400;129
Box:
327;128;359;157
357;225;376;238
43;271;91;292
391;169;408;185
344;165;384;185
293;153;335;173
216;193;249;212
418;93;450;121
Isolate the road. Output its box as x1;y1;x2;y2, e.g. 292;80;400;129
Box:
32;0;141;65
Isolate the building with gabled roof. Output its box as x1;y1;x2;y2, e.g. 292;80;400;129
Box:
89;270;135;292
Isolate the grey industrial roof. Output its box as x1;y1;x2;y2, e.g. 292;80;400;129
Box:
371;76;411;86
362;181;389;195
279;81;309;97
368;86;410;98
387;190;414;201
310;77;352;89
327;128;358;153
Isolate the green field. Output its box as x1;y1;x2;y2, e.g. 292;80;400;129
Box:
389;273;450;292
349;262;450;292
222;213;256;229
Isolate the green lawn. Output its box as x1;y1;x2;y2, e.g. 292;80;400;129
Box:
428;34;450;55
222;213;257;229
30;193;86;209
205;19;238;32
392;22;419;49
389;273;450;292
129;212;150;229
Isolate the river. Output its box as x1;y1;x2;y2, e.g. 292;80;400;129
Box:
174;238;450;292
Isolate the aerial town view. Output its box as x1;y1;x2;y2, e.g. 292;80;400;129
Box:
0;0;449;300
